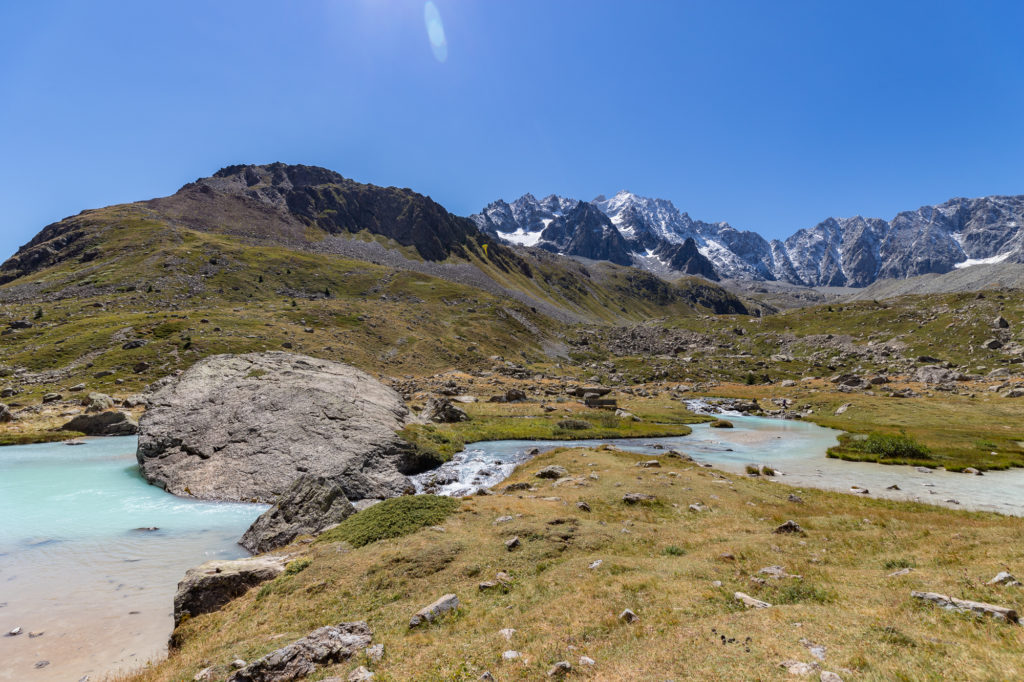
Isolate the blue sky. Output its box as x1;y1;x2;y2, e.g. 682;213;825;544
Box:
1;0;1022;259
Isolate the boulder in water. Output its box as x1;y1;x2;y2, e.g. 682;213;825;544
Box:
136;352;415;503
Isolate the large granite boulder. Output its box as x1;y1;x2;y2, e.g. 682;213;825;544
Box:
173;556;287;626
63;410;139;435
227;621;373;682
240;474;356;553
136;352;416;503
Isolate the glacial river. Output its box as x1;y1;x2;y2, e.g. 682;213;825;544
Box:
0;437;265;682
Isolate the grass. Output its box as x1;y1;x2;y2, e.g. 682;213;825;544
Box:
126;444;1024;682
317;495;461;548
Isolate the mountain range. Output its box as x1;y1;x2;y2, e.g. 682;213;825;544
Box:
471;191;1024;287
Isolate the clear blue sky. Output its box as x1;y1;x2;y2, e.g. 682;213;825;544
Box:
2;0;1023;260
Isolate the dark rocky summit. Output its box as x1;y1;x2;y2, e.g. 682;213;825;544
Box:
136;352;417;504
240;475;356;553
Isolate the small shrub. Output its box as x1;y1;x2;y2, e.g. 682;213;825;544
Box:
318;495;460;548
859;433;930;459
883;557;915;570
773;582;835;604
662;545;686;557
710;419;733;428
745;464;760;475
557;419;592;430
761;465;775;476
745;372;757;385
285;558;312;575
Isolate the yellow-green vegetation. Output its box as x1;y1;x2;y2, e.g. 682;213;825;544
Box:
318;495;461;547
399;399;704;461
128;445;1024;681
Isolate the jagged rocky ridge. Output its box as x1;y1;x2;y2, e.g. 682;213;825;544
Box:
472;191;1024;288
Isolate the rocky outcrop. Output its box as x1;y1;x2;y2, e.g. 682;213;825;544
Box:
227;621;373;682
420;397;468;424
136;352;417;504
0;404;13;423
240;475;356;553
173;557;287;626
62;410;139;436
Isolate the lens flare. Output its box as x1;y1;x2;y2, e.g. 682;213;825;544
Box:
424;1;448;63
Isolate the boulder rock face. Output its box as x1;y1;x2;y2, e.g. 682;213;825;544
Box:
63;410;139;435
240;475;356;553
136;352;416;503
420;397;468;424
173;557;287;626
227;621;373;682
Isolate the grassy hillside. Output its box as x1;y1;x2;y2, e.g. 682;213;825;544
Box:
125;442;1024;682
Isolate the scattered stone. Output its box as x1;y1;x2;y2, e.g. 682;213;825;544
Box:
28;630;44;638
493;515;514;525
479;673;495;681
619;608;639;623
365;643;384;662
0;404;12;423
502;650;521;661
688;503;708;512
995;315;1010;329
800;638;826;661
535;465;568;480
42;392;63;403
637;460;661;468
348;666;375;681
174;556;287;625
963;467;983;476
420;397;469;424
505;388;527;402
409;593;459;628
886;484;901;491
194;667;216;681
240;474;355;553
850;486;869;494
34;661;50;669
498;628;516;641
579;656;595;666
735;592;772;609
760;565;801;580
504;482;532;492
774;520;805;534
232;660;247;669
820;672;844;682
63;410;140;436
505;536;520;551
888;568;913;578
226;621;372;682
547;661;572;677
623;492;656;505
911;591;1019;623
982;338;1004;350
576;501;591;512
83;392;115;412
988;572;1021;586
787;494;804;503
834;403;852;416
588;560;603;570
6;626;22;636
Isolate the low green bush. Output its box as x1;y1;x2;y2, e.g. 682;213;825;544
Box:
318;495;460;547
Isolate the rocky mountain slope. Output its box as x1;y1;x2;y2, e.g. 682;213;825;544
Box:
472;191;1024;288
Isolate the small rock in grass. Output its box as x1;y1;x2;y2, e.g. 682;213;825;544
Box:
498;628;516;641
623;492;656;505
787;494;804;503
779;660;818;675
988;572;1021;586
619;609;639;623
820;672;844;682
579;656;596;666
637;460;661;468
493;515;514;525
735;592;772;609
774;520;805;535
502;650;521;661
535;466;568;480
409;594;459;628
479;673;495;681
576;501;591;512
348;666;374;681
547;661;572;676
588;560;603;570
887;568;913;578
231;659;246;668
365;643;384;661
505;536;520;551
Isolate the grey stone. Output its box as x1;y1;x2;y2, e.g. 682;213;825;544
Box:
227;621;372;682
547;661;571;676
0;404;13;423
63;411;139;436
240;475;356;553
83;392;115;412
42;392;62;403
622;492;656;505
137;352;415;503
619;608;639;623
409;593;459;628
174;556;286;626
774;520;805;534
347;666;375;681
535;465;568;480
420;397;468;424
